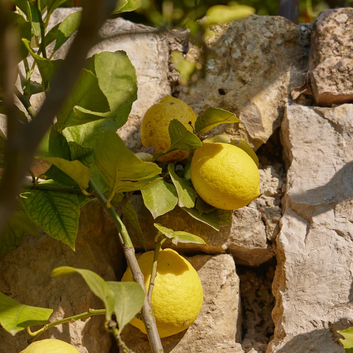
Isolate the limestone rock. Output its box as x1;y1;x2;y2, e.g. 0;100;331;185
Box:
121;254;243;353
0;200;124;353
125;162;283;267
268;104;353;353
309;8;353;106
179;15;307;150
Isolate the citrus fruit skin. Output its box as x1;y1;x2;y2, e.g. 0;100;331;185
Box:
20;339;79;353
121;248;203;338
140;96;197;163
190;142;260;210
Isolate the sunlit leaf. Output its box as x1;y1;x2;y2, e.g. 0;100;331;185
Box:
28;1;41;36
63;51;137;147
54;10;81;52
56;69;110;131
338;327;353;352
195;107;240;135
0;292;53;336
202;4;255;27
141;179;178;219
106;281;144;331
21;189;80;249
154;223;206;245
95;131;161;205
171;51;196;84
42;157;90;193
113;0;141;13
168;164;196;208
51;267;115;320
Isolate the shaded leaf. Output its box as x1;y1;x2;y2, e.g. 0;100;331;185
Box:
106;281;144;331
22;39;54;91
0;206;40;258
121;201;145;249
231;140;259;167
171;51;196;84
54;10;81;52
42;157;90;193
28;1;41;36
46;0;68;17
10;0;30;17
0;292;53;336
182;207;232;231
154;223;206;245
155;120;201;159
141;179;178;219
56;69;110;131
64;51;137;147
202;4;255;27
195;107;240;135
168;164;196;208
95;131;161;205
51;267;115;320
21;189;80;249
68;142;94;167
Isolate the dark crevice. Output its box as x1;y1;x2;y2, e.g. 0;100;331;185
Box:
237;257;276;353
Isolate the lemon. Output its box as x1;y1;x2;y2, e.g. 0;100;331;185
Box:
121;248;203;338
190;142;260;210
140;96;197;163
21;339;79;353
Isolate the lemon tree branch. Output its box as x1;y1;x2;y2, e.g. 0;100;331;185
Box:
89;179;164;353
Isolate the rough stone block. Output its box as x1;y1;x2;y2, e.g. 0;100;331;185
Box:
0;200;124;353
121;254;243;352
268;104;353;352
309;8;353;106
179;15;307;150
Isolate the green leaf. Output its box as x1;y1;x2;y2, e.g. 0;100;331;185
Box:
168;164;196;208
8;12;31;60
338;327;353;350
182;207;232;231
28;1;41;37
231;140;259;167
63;51;137;147
68;142;94;167
171;51;196;84
56;69;110;131
0;292;53;336
40;127;71;159
202;4;255;27
155;120;202;159
46;0;68;17
121;201;145;249
41;158;90;193
154;223;206;245
21;189;80;249
10;0;30;17
141;179;178;219
112;0;141;14
54;10;81;52
195;108;240;135
51;267;115;320
22;39;54;91
0;207;40;258
86;51;137;128
106;281;144;331
95;131;161;205
44;22;60;47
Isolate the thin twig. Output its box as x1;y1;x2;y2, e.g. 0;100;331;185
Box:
148;240;161;304
27;308;106;342
89;179;164;353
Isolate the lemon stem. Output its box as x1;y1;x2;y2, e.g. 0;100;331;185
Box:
148;240;162;303
89;178;164;353
27;309;106;342
110;321;133;352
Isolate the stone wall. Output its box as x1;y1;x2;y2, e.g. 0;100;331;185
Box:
1;6;353;353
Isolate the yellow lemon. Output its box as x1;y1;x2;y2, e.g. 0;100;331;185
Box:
121;248;203;338
190;142;260;210
140;96;197;163
21;339;79;353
